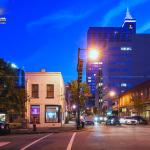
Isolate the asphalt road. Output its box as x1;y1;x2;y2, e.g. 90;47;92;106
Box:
1;124;150;150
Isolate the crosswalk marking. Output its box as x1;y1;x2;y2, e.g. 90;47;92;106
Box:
0;142;10;147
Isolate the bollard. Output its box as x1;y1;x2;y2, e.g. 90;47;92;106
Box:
33;117;37;131
33;124;36;131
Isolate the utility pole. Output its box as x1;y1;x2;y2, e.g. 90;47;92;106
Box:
77;48;83;129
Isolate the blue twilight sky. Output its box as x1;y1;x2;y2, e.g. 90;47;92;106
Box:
0;0;150;83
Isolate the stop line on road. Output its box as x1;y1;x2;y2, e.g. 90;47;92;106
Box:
0;142;10;147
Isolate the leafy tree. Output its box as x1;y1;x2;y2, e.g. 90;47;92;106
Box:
67;80;90;109
0;58;29;122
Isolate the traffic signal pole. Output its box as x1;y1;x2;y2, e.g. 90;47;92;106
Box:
77;48;83;129
77;48;80;129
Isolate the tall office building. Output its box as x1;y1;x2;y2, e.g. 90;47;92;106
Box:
86;8;150;108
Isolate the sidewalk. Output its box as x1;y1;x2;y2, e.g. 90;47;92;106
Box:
10;121;86;134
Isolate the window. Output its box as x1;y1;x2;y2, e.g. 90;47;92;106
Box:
32;84;39;98
120;47;132;51
45;105;60;123
47;84;54;98
121;83;127;87
99;83;103;87
0;114;6;122
30;105;40;123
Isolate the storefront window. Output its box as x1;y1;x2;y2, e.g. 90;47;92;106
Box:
45;105;60;123
0;114;6;122
30;105;40;123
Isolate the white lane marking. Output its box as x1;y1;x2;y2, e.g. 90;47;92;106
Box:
20;133;53;150
66;132;76;150
0;142;10;147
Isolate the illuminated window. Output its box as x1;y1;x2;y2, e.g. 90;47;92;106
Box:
121;83;127;87
121;47;132;51
93;62;103;65
88;80;91;83
88;77;91;79
45;106;60;123
0;17;6;24
99;83;103;87
0;114;6;122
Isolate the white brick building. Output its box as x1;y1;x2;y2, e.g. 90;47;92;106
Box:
25;69;65;127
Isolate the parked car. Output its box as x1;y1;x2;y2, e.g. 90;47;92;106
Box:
85;120;94;125
0;121;11;135
131;116;148;125
99;116;107;124
124;116;137;125
119;117;127;124
106;116;120;125
85;115;94;126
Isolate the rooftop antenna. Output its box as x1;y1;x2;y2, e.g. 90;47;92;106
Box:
125;8;133;20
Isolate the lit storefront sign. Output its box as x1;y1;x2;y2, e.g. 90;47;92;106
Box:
30;105;40;123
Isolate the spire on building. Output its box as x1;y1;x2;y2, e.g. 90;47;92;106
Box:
125;8;133;20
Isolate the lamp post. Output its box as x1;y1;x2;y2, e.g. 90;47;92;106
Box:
76;48;100;129
109;90;116;97
77;48;82;129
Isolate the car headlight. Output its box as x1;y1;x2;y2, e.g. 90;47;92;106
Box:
100;117;103;121
104;117;107;121
94;117;98;121
111;119;114;123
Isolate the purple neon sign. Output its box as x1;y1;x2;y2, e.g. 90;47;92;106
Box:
31;106;40;115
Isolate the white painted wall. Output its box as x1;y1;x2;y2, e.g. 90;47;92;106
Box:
25;70;65;127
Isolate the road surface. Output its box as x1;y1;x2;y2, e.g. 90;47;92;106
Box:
1;124;150;150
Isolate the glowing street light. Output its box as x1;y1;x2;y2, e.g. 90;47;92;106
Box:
76;47;100;129
109;90;116;97
88;49;100;61
72;104;76;109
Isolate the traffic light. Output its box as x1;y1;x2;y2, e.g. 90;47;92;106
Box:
78;59;83;83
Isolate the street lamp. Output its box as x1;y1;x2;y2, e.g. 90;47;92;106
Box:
88;49;100;61
77;48;100;129
109;90;116;97
72;104;76;109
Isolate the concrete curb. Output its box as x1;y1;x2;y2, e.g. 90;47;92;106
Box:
9;127;88;135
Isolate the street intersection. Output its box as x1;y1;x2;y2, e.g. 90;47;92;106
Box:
1;124;150;150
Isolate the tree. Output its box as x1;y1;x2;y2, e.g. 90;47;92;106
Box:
0;58;29;122
67;80;90;109
131;95;144;115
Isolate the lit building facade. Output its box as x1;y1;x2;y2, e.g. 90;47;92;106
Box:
115;80;150;122
86;9;150;109
25;69;65;127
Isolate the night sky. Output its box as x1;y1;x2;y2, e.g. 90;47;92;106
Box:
0;0;150;83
